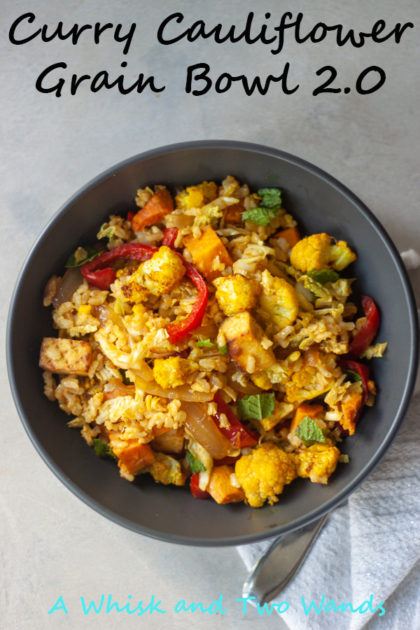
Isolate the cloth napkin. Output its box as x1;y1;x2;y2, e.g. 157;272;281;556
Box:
237;249;420;630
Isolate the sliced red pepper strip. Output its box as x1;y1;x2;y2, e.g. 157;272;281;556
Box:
190;473;210;499
339;359;370;407
348;296;380;358
126;210;135;222
214;455;241;466
212;392;258;449
166;259;208;344
162;227;178;248
81;242;157;289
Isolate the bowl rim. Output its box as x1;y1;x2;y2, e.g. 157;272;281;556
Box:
7;139;419;547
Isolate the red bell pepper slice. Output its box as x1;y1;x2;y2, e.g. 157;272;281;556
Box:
166;260;208;344
81;242;209;344
190;473;210;499
162;227;178;248
212;392;258;449
81;242;157;289
214;456;241;466
348;296;380;358
339;358;370;407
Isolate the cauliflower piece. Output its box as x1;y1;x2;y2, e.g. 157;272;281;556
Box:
285;349;340;404
290;233;356;272
235;443;297;508
295;443;340;484
175;181;218;209
213;274;260;316
147;452;186;486
137;246;185;296
153;356;194;389
259;270;299;330
39;337;92;375
208;465;245;504
220;311;276;374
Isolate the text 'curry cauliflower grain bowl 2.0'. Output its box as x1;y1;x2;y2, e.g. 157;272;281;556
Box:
7;141;418;546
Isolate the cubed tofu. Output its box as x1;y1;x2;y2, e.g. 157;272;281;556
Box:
112;441;156;477
153;356;193;389
152;428;185;454
213;274;260;316
259;270;299;331
208;465;245;504
260;401;295;431
138;246;185;296
184;226;233;281
39;337;92;375
220;312;276;374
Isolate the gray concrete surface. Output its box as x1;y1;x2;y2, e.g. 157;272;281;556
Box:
1;1;419;629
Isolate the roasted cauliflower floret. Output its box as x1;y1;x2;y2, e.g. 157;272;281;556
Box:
213;274;260;316
175;181;218;209
290;233;356;272
208;465;245;504
235;443;297;508
295;443;340;484
259;270;299;330
220;311;276;374
147;452;186;486
138;246;185;296
153;356;194;389
285;349;341;404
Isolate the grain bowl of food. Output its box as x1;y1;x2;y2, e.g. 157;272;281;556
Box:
7;141;418;546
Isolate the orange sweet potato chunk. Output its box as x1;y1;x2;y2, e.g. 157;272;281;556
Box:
184;226;233;280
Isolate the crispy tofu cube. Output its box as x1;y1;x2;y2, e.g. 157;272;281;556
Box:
213;274;260;316
220;312;275;374
152;428;185;454
138;246;185;296
153;356;193;389
111;440;156;477
184;226;233;281
39;337;92;375
260;401;295;431
208;465;245;504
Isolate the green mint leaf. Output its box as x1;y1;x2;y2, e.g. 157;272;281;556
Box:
92;438;117;460
308;269;340;285
196;339;215;348
257;188;282;209
296;417;326;445
65;245;102;268
237;393;275;421
346;369;362;383
242;206;280;226
217;344;228;355
119;369;131;385
186;451;205;474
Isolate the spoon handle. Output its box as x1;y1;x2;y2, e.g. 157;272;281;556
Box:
242;514;328;605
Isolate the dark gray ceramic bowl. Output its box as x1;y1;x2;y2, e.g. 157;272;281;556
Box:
7;141;418;546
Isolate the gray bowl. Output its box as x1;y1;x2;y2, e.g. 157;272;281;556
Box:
7;141;418;546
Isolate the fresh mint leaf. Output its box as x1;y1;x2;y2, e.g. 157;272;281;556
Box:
65;245;102;268
186;451;205;474
296;417;326;445
308;269;340;285
257;188;282;209
242;206;280;226
196;339;215;348
237;393;275;421
346;370;362;383
92;438;117;460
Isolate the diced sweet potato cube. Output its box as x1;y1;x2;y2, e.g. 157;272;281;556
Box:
39;337;92;375
290;402;324;433
184;226;233;281
275;227;300;249
208;465;245;504
131;189;174;231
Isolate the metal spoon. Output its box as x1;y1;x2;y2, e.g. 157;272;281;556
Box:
242;514;328;605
